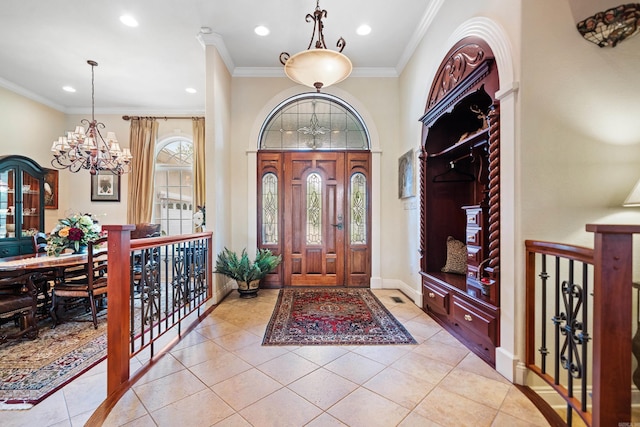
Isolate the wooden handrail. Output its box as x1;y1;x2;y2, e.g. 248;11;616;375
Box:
525;224;640;427
524;240;594;264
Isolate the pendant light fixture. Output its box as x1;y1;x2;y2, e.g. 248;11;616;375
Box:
51;60;132;175
279;0;352;92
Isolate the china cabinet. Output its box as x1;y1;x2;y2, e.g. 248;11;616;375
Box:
0;155;45;257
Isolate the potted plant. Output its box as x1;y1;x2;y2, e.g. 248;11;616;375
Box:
215;247;282;298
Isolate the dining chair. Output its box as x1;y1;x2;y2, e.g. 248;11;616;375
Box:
0;272;39;343
29;231;57;315
50;236;108;329
31;232;48;253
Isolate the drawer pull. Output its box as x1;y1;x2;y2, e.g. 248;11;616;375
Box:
464;314;473;322
428;292;435;299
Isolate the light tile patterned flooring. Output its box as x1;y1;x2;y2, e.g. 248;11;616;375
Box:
2;289;550;426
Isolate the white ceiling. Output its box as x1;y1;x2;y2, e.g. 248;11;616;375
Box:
0;0;436;115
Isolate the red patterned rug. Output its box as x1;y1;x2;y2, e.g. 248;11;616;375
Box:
262;288;416;345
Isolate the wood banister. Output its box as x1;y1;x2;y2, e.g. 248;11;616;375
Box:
586;224;640;426
103;224;135;396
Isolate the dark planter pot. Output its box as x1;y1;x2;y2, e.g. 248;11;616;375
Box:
237;279;260;298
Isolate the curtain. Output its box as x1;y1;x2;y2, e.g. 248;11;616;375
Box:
126;118;158;224
193;117;206;229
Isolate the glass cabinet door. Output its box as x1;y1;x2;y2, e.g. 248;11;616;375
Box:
0;169;15;239
21;170;40;237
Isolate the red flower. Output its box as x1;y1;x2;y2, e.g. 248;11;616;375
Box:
68;227;84;241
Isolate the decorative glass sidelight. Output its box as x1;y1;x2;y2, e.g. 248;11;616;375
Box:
350;173;367;244
262;173;279;244
306;173;322;244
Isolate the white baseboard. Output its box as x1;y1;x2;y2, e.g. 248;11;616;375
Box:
494;347;522;384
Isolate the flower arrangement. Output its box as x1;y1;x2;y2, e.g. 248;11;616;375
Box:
47;213;101;256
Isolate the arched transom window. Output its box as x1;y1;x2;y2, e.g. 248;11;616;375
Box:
259;93;370;150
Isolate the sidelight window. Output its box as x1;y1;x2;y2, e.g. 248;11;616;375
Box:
261;172;279;244
350;173;367;244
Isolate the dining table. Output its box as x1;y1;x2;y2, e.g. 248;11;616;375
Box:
0;252;104;316
0;252;93;273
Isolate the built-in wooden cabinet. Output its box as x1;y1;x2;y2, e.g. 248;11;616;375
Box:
0;155;45;257
419;38;501;366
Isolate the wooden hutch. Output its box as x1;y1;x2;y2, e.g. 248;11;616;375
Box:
419;38;501;366
0;155;45;257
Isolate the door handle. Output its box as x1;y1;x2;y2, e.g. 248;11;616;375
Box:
331;214;343;230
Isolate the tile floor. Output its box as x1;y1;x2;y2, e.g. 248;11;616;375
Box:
2;289;550;427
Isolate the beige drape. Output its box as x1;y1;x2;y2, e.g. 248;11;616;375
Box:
126;118;158;224
193;117;206;227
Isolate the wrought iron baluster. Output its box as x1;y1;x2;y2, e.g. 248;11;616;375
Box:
553;256;561;385
539;254;549;373
580;262;590;413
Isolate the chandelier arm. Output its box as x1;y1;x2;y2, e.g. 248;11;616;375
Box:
336;37;346;53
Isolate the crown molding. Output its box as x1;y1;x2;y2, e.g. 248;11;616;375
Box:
396;0;445;74
0;76;65;113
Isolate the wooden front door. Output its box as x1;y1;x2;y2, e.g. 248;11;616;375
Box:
285;152;344;285
258;151;371;287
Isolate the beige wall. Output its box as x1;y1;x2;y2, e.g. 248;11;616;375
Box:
520;0;640;246
0;86;65;231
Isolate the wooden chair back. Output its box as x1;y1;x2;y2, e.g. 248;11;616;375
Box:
31;232;47;253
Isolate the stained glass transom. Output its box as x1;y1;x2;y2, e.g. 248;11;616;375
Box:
350;173;367;244
262;173;278;244
259;93;370;151
306;173;322;244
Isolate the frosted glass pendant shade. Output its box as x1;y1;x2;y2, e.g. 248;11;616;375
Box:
283;49;352;91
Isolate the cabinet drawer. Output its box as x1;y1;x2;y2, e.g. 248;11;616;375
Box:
465;209;482;226
423;279;449;316
466;228;482;246
451;296;497;345
0;245;20;258
467;246;482;266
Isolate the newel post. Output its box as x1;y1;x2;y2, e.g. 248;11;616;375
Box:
586;224;640;427
103;224;135;396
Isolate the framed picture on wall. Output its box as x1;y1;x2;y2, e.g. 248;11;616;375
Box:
91;172;120;202
398;149;415;199
44;168;59;209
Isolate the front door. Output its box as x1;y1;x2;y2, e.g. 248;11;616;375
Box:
285;152;344;286
257;151;371;287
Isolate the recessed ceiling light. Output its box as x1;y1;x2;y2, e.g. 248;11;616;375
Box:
185;88;197;94
62;86;76;93
254;25;270;36
356;24;371;36
200;27;212;34
120;15;139;27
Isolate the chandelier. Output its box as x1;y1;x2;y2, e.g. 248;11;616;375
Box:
279;0;352;92
51;60;132;175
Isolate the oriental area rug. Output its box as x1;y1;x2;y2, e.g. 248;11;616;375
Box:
0;311;107;409
262;288;417;346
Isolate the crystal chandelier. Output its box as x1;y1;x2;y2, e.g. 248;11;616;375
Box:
51;60;132;175
279;0;352;92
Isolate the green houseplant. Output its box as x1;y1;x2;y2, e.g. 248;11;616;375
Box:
215;247;281;298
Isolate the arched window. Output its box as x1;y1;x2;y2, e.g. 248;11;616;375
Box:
259;93;370;150
153;137;193;235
